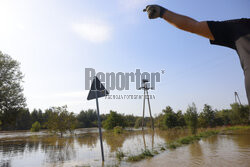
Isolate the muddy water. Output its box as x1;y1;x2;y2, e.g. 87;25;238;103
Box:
0;128;249;167
132;130;250;167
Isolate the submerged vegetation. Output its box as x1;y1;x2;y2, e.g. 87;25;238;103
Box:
127;149;154;162
123;126;250;162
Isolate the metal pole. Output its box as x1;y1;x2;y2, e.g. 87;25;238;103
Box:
142;130;146;150
142;89;146;130
146;89;154;130
236;93;242;105
152;130;154;150
95;91;104;162
234;92;237;104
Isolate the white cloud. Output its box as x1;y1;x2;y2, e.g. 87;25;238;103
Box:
72;21;112;43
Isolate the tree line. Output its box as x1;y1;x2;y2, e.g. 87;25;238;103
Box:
155;103;249;134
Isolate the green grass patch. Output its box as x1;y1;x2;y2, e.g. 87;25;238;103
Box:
160;146;166;151
116;150;125;160
166;130;219;149
127;149;154;162
224;125;250;131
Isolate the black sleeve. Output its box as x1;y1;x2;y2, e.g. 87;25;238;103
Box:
207;21;237;49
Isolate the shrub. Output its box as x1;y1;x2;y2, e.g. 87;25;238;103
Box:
116;151;125;160
103;111;126;130
31;121;41;132
114;126;123;134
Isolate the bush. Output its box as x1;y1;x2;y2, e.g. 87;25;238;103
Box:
116;151;125;160
164;112;178;128
103;111;126;130
31;121;41;132
114;126;123;134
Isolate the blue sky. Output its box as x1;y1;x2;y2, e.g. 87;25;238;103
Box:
0;0;249;116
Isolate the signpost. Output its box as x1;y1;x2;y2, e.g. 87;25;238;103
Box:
87;76;109;162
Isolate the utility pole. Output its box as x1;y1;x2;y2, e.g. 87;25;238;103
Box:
234;92;242;105
139;79;154;130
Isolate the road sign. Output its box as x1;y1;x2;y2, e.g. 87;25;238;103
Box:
87;76;109;162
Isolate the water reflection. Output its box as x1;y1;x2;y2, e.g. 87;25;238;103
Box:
76;133;98;148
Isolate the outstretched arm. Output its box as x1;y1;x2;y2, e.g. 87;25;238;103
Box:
144;5;215;40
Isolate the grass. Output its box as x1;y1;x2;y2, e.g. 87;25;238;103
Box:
224;125;250;131
127;149;154;162
166;130;219;149
116;151;125;161
160;146;166;151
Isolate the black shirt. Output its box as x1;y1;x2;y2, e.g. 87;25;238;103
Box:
207;19;250;72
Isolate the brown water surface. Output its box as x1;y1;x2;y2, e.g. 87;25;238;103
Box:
132;130;250;167
0;128;249;167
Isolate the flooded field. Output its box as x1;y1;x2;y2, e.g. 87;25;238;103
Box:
133;129;250;167
0;128;250;167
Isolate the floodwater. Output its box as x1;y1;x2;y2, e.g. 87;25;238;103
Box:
0;128;249;167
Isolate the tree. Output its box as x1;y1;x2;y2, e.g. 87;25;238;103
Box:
203;104;216;127
229;103;249;125
31;121;41;132
215;109;231;126
16;108;32;130
124;114;137;128
185;103;198;134
103;111;126;130
154;113;165;129
46;106;77;137
0;51;26;130
77;109;97;128
162;106;173;114
164;112;178;128
176;110;186;127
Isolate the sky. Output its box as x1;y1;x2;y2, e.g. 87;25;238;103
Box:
0;0;249;116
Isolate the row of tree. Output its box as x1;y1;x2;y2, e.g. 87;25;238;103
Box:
155;103;249;134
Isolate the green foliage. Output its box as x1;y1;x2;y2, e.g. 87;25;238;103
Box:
31;121;41;132
160;146;166;151
114;126;123;134
127;149;154;162
176;110;186;127
198;104;216;128
77;109;98;128
156;107;186;129
103;111;126;130
16;108;32;130
46;106;78;137
185;103;198;134
0;51;26;130
162;106;173;114
166;130;219;150
31;109;43;125
124;114;137;127
154;113;165;129
116;151;125;160
224;125;250;131
164;112;178;128
229;103;249;125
